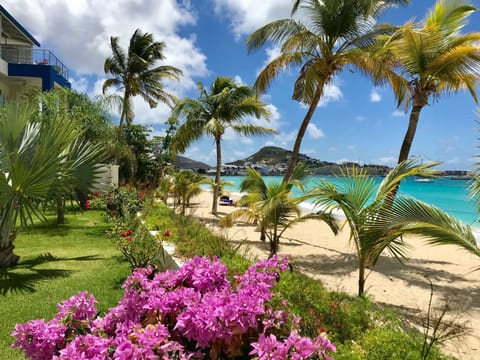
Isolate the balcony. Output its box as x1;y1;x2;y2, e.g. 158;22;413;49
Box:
0;45;69;80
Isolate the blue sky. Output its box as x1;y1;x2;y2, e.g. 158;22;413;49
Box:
4;0;480;170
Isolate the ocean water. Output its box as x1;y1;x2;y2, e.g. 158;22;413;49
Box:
216;175;479;226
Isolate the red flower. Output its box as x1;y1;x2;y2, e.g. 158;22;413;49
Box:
164;230;171;238
126;237;132;242
121;230;132;237
85;201;91;209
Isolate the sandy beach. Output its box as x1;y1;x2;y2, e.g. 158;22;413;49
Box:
183;190;480;359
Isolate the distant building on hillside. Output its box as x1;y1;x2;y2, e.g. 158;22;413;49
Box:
0;5;70;101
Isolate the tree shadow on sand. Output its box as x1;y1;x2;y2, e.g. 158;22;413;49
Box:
0;253;103;295
293;251;480;312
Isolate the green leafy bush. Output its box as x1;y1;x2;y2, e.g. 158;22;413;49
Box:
105;186;145;220
274;270;371;344
110;216;166;271
335;327;448;360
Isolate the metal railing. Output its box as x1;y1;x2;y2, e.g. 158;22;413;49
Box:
0;45;69;79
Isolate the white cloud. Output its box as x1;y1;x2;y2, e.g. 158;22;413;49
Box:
370;89;381;102
212;0;291;39
233;75;244;85
355;115;366;122
318;83;343;107
392;109;407;117
347;145;357;151
376;156;396;166
307;123;325;139
251;103;282;130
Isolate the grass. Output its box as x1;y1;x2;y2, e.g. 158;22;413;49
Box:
0;209;130;359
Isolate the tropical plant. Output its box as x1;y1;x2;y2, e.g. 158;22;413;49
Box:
239;162;309;242
171;170;207;216
379;0;480;165
246;0;409;183
27;89;105;224
0;102;81;267
152;116;178;180
222;165;339;257
103;28;183;128
173;76;275;215
305;159;480;296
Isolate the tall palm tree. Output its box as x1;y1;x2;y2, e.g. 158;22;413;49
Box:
173;77;275;215
247;0;409;183
222;165;339;257
103;28;183;128
0;102;80;267
380;0;480;164
306;160;480;296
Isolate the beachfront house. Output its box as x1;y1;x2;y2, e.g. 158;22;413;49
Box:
0;5;70;102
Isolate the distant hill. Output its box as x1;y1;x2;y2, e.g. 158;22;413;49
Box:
175;155;211;170
226;146;391;176
227;146;335;167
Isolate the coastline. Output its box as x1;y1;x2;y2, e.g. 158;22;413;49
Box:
187;190;480;359
225;189;480;245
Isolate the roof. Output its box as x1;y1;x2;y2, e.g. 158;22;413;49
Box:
0;5;40;47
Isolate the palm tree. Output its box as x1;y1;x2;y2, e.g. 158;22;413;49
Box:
247;0;409;183
239;162;309;241
380;0;480;165
171;170;206;216
0;101;80;267
306;160;480;296
222;165;339;257
103;28;183;128
173;77;275;215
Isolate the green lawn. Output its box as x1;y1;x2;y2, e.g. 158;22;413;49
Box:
0;210;130;359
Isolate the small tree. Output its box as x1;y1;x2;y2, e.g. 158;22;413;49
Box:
222;165;339;257
306;160;480;296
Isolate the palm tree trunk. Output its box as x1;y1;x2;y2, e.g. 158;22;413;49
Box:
269;227;279;258
0;208;20;267
388;103;425;203
358;257;366;297
282;87;322;183
212;137;222;215
57;196;65;224
398;104;423;164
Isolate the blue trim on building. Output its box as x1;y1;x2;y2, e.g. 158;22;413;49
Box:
8;63;71;91
0;5;41;47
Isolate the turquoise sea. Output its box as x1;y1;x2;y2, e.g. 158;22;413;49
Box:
216;176;478;226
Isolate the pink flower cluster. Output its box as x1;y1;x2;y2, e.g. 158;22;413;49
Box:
12;256;335;360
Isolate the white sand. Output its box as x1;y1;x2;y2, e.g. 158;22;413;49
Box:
181;190;480;359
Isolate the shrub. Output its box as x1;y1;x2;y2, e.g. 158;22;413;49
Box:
12;256;336;360
105;186;145;220
334;327;448;360
274;270;371;344
86;192;107;210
